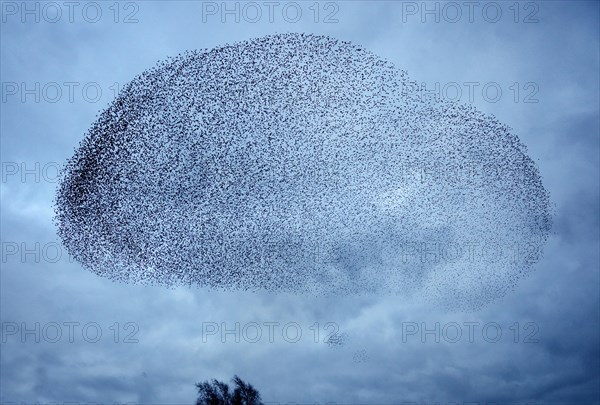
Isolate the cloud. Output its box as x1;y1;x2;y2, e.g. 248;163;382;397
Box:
1;2;598;404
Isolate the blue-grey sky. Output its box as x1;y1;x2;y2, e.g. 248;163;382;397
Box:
1;1;599;404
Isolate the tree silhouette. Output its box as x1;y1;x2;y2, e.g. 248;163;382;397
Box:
195;375;263;405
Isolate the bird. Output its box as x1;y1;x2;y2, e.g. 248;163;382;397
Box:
54;33;552;311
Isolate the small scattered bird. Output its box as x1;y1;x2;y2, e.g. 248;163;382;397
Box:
54;33;551;311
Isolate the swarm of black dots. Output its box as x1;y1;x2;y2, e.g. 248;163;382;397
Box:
55;33;552;310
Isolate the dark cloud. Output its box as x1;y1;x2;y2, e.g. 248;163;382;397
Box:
1;2;598;404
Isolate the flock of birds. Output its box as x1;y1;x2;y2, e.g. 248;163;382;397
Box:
55;33;551;310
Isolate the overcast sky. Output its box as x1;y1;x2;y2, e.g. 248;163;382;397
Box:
1;1;599;404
